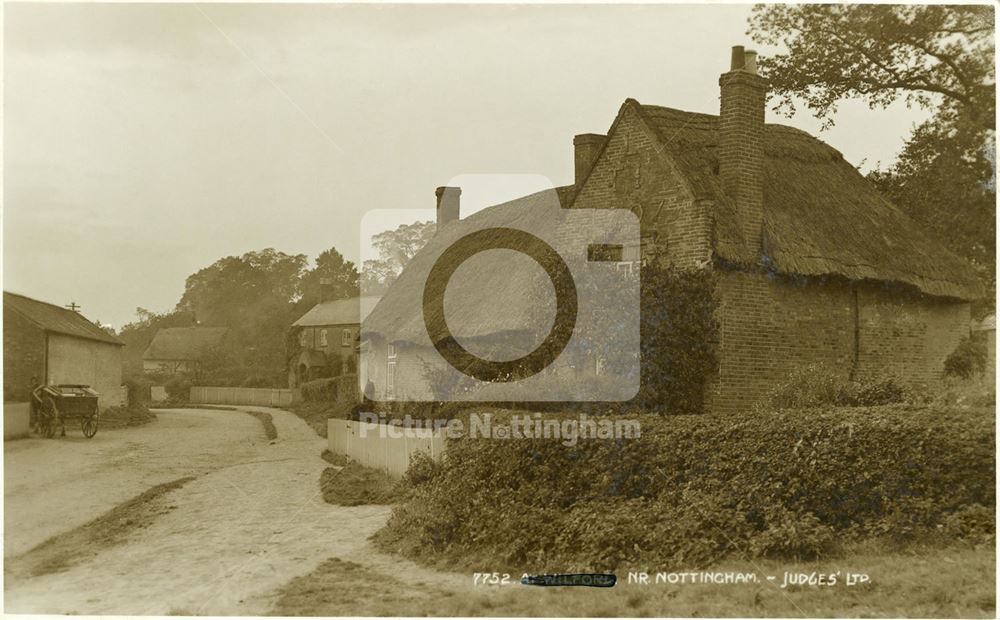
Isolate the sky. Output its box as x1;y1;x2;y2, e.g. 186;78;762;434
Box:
3;2;933;328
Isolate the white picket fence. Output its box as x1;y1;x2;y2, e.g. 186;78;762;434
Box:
189;386;298;407
328;420;446;477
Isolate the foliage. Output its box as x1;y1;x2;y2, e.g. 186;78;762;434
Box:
123;376;154;407
296;247;360;312
749;5;996;299
757;364;910;411
634;263;718;414
867;113;996;299
301;378;338;402
360;220;436;294
375;405;994;571
943;336;989;379
749;5;995;131
320;463;401;506
101;403;156;429
163;374;192;401
300;375;358;403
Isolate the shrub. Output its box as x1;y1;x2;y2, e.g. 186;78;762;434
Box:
301;378;338;402
124;376;154;407
944;336;988;379
164;374;192;401
374;405;994;571
635;264;718;414
757;364;909;410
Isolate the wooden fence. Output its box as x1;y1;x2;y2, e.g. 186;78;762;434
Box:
328;419;446;477
189;386;299;407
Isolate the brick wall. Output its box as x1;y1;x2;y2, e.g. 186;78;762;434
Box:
571;105;710;269
708;270;971;414
855;283;970;385
3;306;46;402
297;324;359;375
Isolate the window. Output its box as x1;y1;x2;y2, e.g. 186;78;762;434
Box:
386;344;398;399
319;329;328;347
342;328;353;347
299;330;307;347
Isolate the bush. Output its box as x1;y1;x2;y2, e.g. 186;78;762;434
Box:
164;374;192;401
635;264;718;414
757;364;909;410
301;378;338;402
374;405;994;571
124;376;154;407
300;375;359;403
944;336;988;379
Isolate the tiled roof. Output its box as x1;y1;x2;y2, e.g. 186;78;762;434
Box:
4;292;123;345
293;296;381;327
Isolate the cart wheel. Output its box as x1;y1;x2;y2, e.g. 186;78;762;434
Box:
82;411;99;438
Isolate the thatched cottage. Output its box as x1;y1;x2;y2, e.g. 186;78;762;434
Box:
363;46;983;412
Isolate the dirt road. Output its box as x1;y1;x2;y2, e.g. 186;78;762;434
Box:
4;407;462;615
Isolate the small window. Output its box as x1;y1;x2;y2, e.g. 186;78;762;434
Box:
319;329;328;346
342;328;353;347
299;330;307;346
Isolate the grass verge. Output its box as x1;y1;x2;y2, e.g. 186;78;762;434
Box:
268;544;994;617
321;449;350;466
7;476;196;578
244;410;278;440
285;401;355;437
320;463;400;506
100;404;157;429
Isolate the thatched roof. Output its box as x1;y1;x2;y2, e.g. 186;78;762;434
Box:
363;186;582;344
365;98;982;346
4;291;123;346
293;296;380;328
143;326;228;361
634;101;984;300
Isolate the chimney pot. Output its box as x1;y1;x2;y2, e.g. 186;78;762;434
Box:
573;133;606;188
729;45;745;71
744;49;758;75
435;186;461;231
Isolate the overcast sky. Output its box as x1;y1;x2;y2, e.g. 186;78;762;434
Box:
4;2;932;328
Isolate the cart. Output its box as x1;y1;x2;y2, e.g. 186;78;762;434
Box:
30;384;100;439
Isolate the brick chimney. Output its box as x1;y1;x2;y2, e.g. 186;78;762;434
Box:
573;133;606;188
719;45;767;254
435;186;461;231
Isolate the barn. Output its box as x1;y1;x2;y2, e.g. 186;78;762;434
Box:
4;291;124;409
362;46;983;412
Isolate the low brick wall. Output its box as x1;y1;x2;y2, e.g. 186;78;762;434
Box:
4;402;31;440
328;419;445;477
190;386;299;407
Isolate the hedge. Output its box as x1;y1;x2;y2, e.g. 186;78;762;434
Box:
301;375;359;403
374;405;994;571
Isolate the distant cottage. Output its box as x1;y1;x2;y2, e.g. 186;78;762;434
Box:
3;291;124;409
142;326;229;375
363;46;983;412
289;296;380;387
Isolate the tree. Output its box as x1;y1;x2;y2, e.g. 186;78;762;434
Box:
297;247;360;310
361;220;436;294
749;5;995;131
176;249;307;379
749;4;996;306
867;111;996;300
